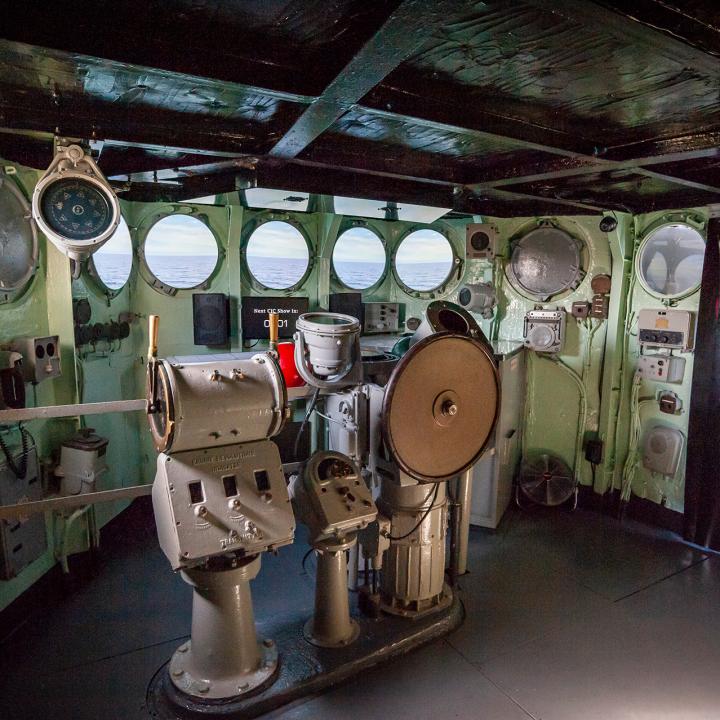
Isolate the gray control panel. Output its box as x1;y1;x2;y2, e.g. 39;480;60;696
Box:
363;303;400;334
152;440;295;570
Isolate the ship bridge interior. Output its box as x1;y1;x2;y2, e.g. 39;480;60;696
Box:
1;2;720;719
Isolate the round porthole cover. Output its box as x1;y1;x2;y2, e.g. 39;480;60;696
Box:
0;177;38;296
508;225;582;300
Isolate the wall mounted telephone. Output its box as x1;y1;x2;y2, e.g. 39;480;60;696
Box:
0;351;25;410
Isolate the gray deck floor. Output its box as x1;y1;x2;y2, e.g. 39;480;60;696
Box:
2;498;718;720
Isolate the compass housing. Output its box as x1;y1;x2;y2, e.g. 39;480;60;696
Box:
31;143;121;260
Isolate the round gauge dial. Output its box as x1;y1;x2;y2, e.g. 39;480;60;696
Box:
39;178;113;241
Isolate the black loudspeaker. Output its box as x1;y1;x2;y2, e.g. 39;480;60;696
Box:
193;293;229;346
329;292;363;326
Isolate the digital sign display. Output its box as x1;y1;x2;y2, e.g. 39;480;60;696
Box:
241;296;309;339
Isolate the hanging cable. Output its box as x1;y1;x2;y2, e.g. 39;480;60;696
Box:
536;354;587;483
0;424;31;479
386;483;440;541
294;387;320;459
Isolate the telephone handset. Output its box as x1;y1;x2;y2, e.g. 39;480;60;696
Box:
0;351;25;411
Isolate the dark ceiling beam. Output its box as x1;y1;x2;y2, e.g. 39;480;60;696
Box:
0;23;320;100
604;130;720;164
521;0;719;77
269;0;467;159
0;97;277;160
479;189;604;214
361;84;601;158
118;162;602;217
465;130;720;197
580;0;720;58
298;136;466;186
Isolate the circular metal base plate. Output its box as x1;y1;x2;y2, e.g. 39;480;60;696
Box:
380;584;453;619
168;639;278;700
303;617;360;648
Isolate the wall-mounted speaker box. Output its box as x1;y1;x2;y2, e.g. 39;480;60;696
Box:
466;223;499;260
193;293;230;346
329;292;363;327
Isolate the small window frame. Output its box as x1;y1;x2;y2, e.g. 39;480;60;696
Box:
241;214;314;293
331;220;388;292
635;217;706;302
391;225;461;299
138;209;224;297
85;214;135;299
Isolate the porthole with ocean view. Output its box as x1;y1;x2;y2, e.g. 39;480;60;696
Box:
394;229;455;293
90;216;133;292
332;226;386;290
143;214;219;290
245;220;310;290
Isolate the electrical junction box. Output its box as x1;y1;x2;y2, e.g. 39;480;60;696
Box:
642;426;684;477
11;336;61;383
571;301;591;319
466;223;499;260
0;443;46;579
152;440;295;571
638;309;694;351
637;354;686;383
523;308;566;353
363;302;401;334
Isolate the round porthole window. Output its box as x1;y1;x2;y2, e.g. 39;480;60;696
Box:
144;215;219;289
332;227;386;289
245;220;310;289
0;177;38;302
90;216;133;292
637;223;705;299
394;229;455;292
507;225;582;301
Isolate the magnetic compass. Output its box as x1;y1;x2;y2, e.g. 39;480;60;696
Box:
39;178;113;241
31;144;121;259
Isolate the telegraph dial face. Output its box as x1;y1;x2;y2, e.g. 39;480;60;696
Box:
39;178;113;241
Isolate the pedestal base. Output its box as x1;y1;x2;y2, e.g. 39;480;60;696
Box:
303;617;359;648
147;591;464;719
168;639;278;699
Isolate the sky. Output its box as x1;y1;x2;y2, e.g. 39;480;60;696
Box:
246;220;309;259
95;215;455;264
395;229;454;265
332;226;385;263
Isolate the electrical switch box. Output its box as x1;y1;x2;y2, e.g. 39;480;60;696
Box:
638;354;686;383
590;294;609;319
363;302;401;334
523;309;566;353
571;301;591;319
11;336;61;383
638;309;694;351
0;443;46;579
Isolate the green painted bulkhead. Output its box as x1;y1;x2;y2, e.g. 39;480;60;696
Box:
0;159;705;611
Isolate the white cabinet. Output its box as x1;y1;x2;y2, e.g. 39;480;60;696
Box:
470;346;526;528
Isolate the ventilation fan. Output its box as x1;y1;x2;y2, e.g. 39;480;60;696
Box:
517;453;576;507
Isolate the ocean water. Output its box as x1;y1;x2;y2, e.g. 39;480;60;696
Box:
145;254;219;288
247;256;309;289
92;254;453;292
